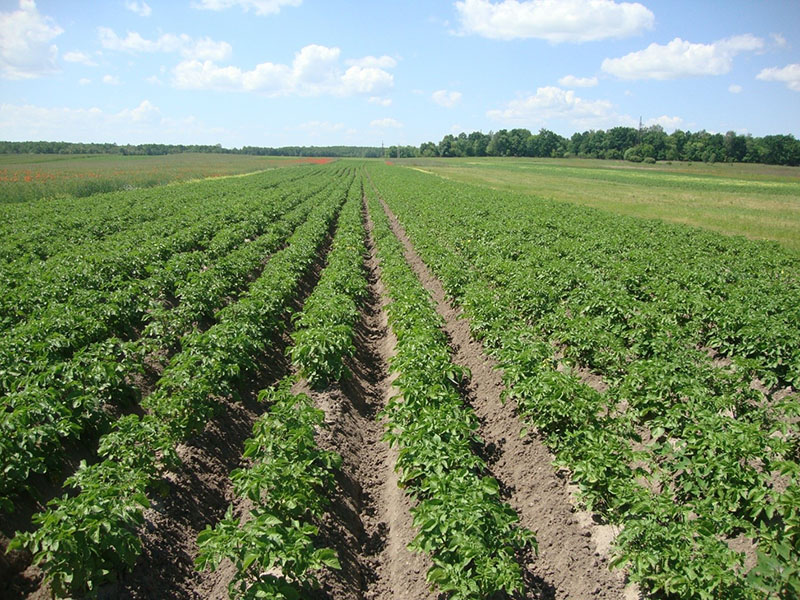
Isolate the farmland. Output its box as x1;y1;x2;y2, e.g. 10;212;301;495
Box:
1;159;798;600
396;157;800;252
0;153;331;204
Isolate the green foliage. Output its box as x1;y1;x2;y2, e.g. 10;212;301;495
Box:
8;460;150;597
368;186;535;598
417;126;800;166
368;163;800;600
289;179;367;387
9;165;353;597
195;380;341;599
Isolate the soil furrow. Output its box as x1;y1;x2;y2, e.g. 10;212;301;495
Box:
375;193;637;600
93;210;339;600
360;194;434;600
292;194;432;600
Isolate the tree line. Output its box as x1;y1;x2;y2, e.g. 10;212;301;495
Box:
0;141;385;158
2;127;799;165
414;127;800;166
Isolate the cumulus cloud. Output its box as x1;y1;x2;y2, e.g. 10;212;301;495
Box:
125;1;152;17
729;83;742;93
346;55;397;69
99;27;232;61
0;0;63;79
602;34;764;80
192;0;302;16
368;96;392;106
645;115;683;131
173;44;395;97
558;74;598;88
102;74;121;85
455;0;653;43
486;86;636;128
487;86;617;127
432;89;462;107
770;33;787;49
78;77;91;85
63;50;97;66
757;63;800;91
370;118;403;129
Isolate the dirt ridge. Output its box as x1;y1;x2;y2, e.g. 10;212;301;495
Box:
289;194;433;599
375;192;635;599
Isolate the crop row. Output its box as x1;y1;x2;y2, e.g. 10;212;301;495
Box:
0;168;338;358
366;183;535;599
196;378;341;599
9;169;351;597
369;164;799;599
196;173;369;599
0;164;319;271
0;171;343;510
0;168;308;333
290;176;368;386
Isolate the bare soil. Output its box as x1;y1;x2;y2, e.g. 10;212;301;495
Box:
4;184;666;600
376;195;636;599
288;195;433;600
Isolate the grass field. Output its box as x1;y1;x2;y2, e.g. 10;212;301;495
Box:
0;153;331;203
395;157;800;252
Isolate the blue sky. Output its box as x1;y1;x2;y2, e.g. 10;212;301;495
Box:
1;0;799;147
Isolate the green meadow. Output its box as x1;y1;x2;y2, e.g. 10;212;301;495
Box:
395;157;800;252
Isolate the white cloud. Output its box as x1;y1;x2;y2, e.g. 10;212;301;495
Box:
558;74;598;88
340;63;394;95
487;86;620;128
757;63;800;91
191;0;302;16
770;33;787;49
645;115;683;131
432;89;463;107
125;1;152;17
78;77;91;85
146;74;162;85
63;50;97;66
728;83;742;94
368;96;392;106
602;34;764;80
102;74;121;85
346;55;397;69
0;100;228;144
99;27;232;61
455;0;654;43
122;99;160;122
0;0;63;79
370;118;403;129
173;44;395;97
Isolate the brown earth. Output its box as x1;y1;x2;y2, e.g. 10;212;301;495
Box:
374;192;637;599
286;194;433;600
4;179;659;600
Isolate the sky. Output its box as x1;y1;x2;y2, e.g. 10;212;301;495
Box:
1;0;799;148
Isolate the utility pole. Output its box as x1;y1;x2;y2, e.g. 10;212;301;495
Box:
638;116;643;145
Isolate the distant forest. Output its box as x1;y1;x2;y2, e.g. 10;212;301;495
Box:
0;141;387;159
414;127;800;166
2;125;799;166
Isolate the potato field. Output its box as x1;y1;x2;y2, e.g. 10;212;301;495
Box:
1;161;798;600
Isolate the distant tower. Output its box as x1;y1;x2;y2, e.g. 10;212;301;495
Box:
638;116;643;144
